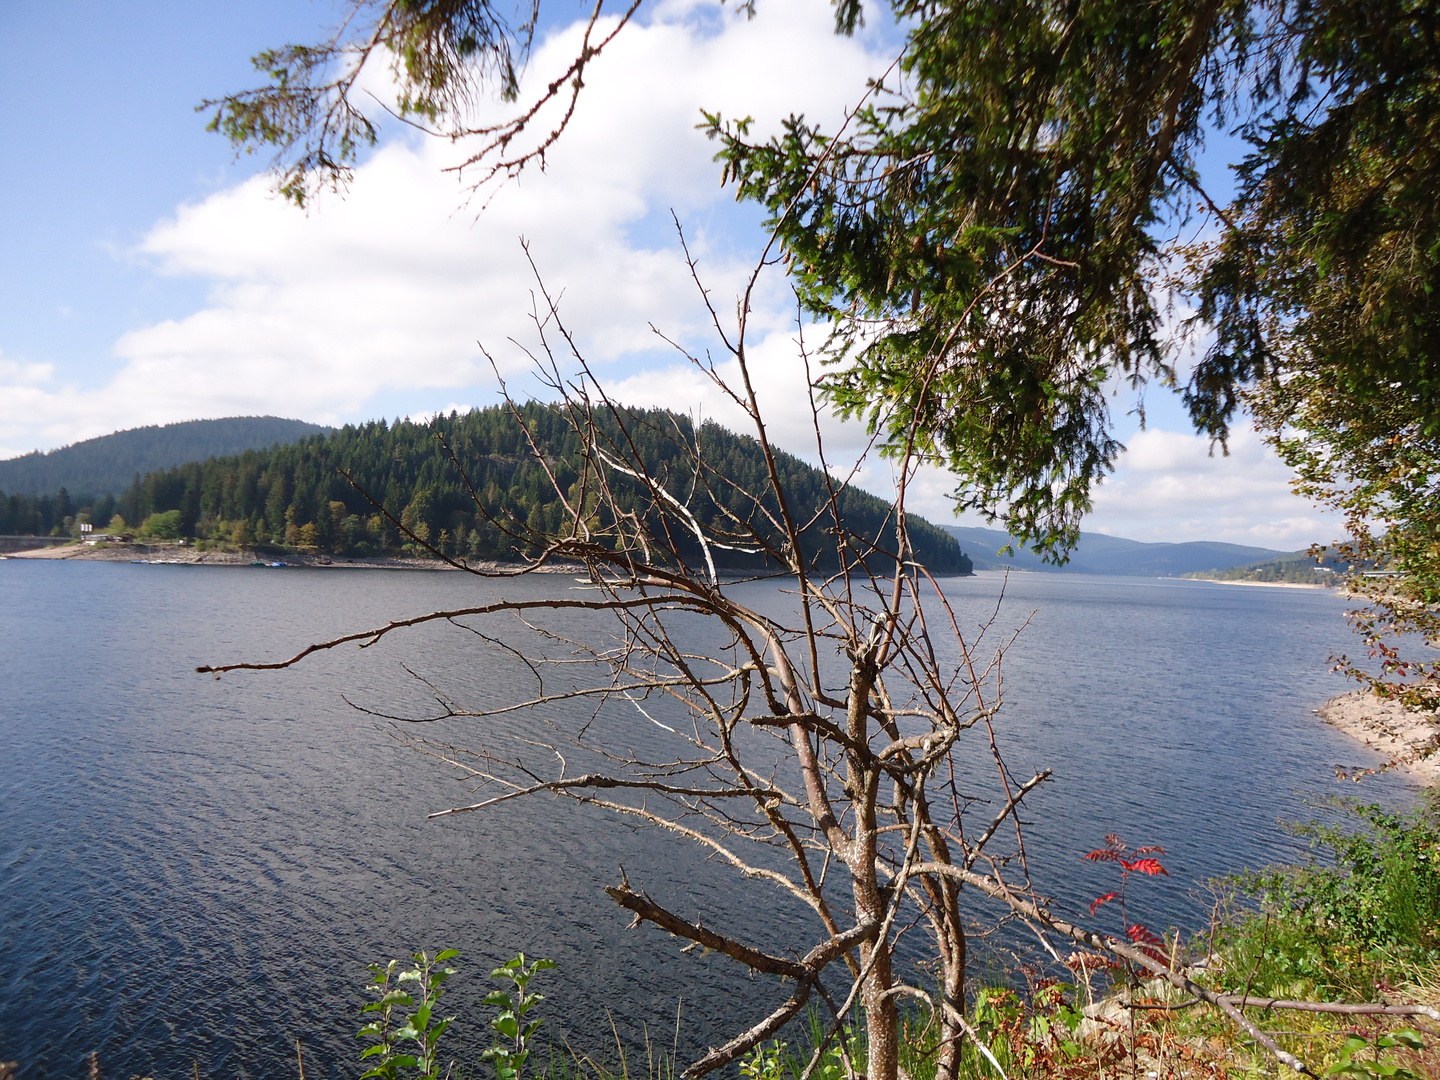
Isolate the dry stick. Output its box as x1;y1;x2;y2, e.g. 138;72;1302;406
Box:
195;594;713;674
684;56;905;712
605;881;811;979
427;773;768;817
605;882;880;1076
940;1002;1010;1080
1126;998;1440;1023
571;794;817;912
685;986;813;1078
794;807;930;1080
963;769;1052;870
887;978;1009;1080
592;446;718;584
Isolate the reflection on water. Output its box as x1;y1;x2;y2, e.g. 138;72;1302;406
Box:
0;562;1420;1078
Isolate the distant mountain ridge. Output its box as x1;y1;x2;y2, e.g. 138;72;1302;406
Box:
943;525;1291;577
0;417;329;497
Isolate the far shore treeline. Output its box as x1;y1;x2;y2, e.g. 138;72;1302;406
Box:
0;405;972;574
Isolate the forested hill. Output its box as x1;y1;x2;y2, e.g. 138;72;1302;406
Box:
0;416;329;497
2;406;972;574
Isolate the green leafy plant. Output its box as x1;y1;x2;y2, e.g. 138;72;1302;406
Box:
481;954;556;1080
739;1041;786;1080
738;1008;863;1080
358;948;460;1080
1325;1029;1425;1080
1026;980;1086;1063
1225;791;1440;999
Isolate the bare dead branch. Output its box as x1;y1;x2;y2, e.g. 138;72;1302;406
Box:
196;594;714;674
1126;997;1440;1023
606;881;811;979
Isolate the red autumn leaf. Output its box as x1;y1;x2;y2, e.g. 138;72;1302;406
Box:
1089;891;1119;916
1126;923;1168;963
1084;849;1122;862
1127;923;1163;946
1063;951;1109;972
1133;845;1166;856
1121;858;1168;876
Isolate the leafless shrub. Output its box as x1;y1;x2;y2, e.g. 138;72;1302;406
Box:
203;235;1332;1080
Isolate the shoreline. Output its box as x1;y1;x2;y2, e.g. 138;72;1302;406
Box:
1317;689;1440;785
1188;577;1330;591
0;541;542;573
0;541;976;578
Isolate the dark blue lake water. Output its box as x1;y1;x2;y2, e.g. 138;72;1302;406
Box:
0;561;1422;1079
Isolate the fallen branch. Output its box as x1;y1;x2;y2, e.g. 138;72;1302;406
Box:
1126;996;1440;1023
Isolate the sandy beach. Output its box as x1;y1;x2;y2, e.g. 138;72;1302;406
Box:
1318;689;1440;784
1195;578;1330;591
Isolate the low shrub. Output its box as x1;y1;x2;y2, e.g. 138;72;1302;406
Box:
1222;790;1440;1000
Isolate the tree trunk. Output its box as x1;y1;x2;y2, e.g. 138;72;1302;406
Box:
917;830;965;1080
860;934;899;1080
932;881;966;1080
848;651;897;1080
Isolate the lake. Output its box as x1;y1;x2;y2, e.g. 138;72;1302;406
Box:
0;560;1423;1079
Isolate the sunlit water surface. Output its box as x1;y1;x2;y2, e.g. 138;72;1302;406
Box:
0;561;1422;1078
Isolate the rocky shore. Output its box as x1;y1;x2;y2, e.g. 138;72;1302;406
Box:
1318;689;1440;784
1;540;505;572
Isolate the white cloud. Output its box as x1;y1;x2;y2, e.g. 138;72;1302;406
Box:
1;0;890;452
0;353;54;387
1087;425;1343;549
0;353;69;458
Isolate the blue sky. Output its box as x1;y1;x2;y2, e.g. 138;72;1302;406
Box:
0;0;1342;548
1;3;333;378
